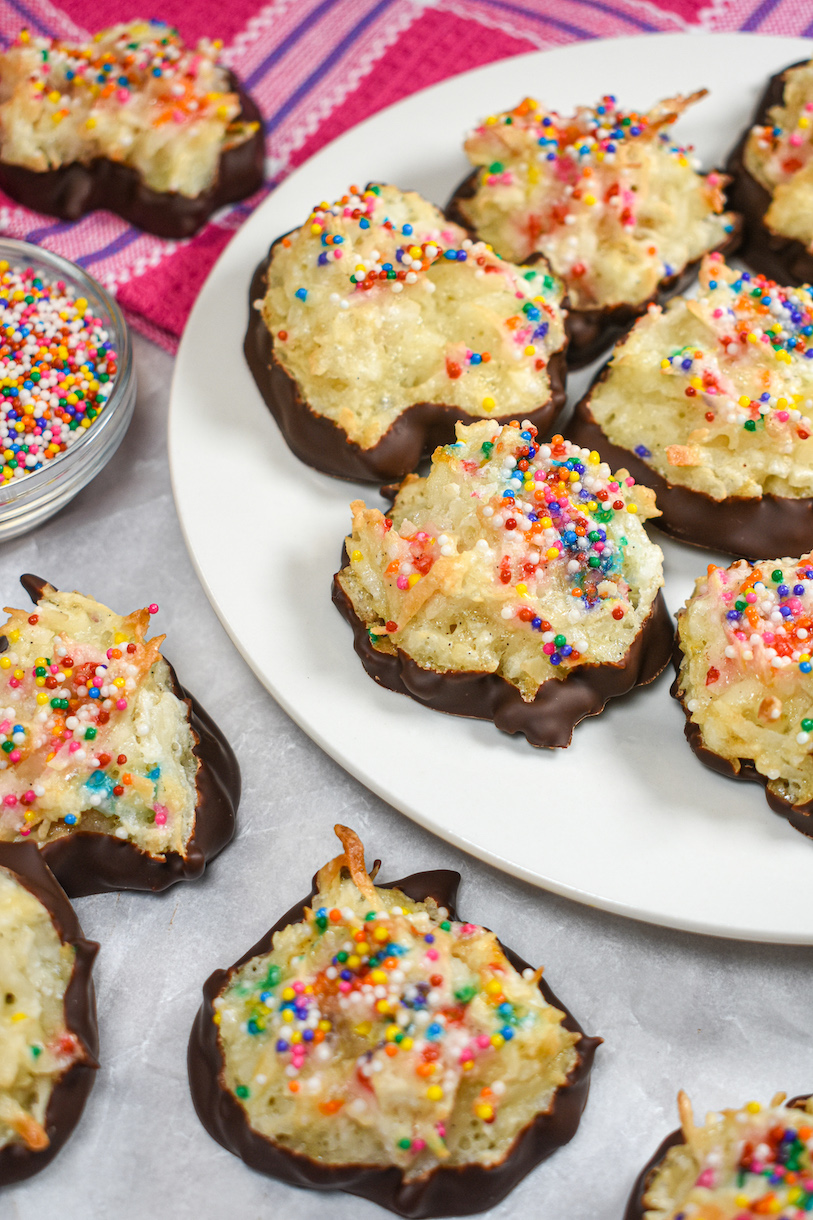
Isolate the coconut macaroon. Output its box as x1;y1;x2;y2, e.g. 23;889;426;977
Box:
673;554;813;841
626;1091;813;1220
0;22;263;237
728;58;813;286
0;575;239;897
448;92;739;367
333;419;672;747
244;183;569;482
188;826;598;1217
569;254;813;559
0;841;97;1186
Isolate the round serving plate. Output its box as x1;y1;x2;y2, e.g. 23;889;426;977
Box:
169;32;813;942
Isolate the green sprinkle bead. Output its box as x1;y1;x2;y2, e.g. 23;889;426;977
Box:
235;1085;249;1099
440;920;451;931
772;569;784;582
802;719;813;732
744;420;756;431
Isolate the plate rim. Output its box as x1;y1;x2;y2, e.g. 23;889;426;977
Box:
169;29;813;944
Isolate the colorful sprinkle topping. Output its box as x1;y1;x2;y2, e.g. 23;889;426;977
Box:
461;92;734;309
0;586;195;855
0;23;255;195
216;827;580;1170
0;261;117;487
280;183;562;368
659;255;813;445
347;420;660;686
649;1093;813;1220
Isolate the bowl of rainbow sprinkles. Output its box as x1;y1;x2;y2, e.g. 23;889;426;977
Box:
0;238;135;540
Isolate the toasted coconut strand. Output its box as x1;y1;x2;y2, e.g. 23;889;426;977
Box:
332;825;377;901
314;852;349;893
676;1091;698;1151
771;1090;788;1107
0;1100;49;1151
530;966;545;985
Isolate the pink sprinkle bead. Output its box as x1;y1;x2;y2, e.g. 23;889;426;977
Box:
116;699;128;710
3;794;16;806
425;948;439;961
476;1034;490;1049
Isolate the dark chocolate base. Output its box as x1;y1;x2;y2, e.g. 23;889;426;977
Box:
16;575;240;897
671;635;813;841
188;867;599;1218
446;168;742;369
0;841;98;1186
726;62;813;286
624;1094;811;1219
332;575;673;748
0;75;264;240
244;242;569;485
568;382;813;562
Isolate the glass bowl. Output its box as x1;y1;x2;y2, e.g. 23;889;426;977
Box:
0;238;136;541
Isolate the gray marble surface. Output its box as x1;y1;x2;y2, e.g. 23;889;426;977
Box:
3;334;812;1220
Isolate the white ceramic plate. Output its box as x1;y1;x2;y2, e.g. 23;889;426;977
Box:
169;32;813;942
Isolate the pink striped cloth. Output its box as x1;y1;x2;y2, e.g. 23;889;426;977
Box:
0;0;810;352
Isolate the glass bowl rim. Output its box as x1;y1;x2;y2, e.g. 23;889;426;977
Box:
0;237;133;507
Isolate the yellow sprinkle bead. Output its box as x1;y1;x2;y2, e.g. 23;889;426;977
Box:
426;1086;443;1102
482;396;495;412
546;546;559;560
36;693;48;705
584;194;596;205
738;395;750;407
347;955;360;969
114;632;128;644
524;345;535;357
485;979;502;996
11;1012;27;1023
407;574;420;588
281;987;295;1000
282;1010;293;1023
746;1101;762;1114
515;583;527;596
0;658;10;670
385;1025;400;1041
373;927;389;941
351;550;362;562
626;504;638;514
370;970;388;985
475;1103;494;1120
490;1033;505;1048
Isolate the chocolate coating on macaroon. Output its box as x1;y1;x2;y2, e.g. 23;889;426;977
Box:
0;841;98;1187
244;245;568;485
624;1095;812;1220
726;62;813;287
332;574;673;749
568;370;813;561
446;170;742;370
188;867;599;1218
0;76;264;239
670;653;813;842
18;575;240;897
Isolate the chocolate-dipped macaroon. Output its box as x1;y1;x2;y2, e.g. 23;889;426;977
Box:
727;58;813;287
626;1091;813;1219
0;840;98;1187
189;825;599;1218
0;575;240;897
245;182;568;483
333;418;672;748
673;554;813;842
569;254;813;560
447;91;740;368
0;22;264;239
